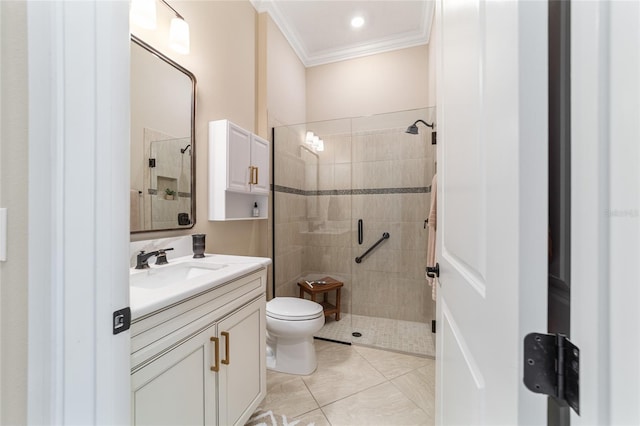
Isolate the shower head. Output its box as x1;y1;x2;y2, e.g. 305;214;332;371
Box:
405;119;434;134
180;144;191;154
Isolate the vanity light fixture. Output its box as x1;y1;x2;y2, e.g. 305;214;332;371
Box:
130;0;190;54
162;0;190;55
304;131;324;152
169;16;190;54
130;0;157;30
312;136;325;152
305;131;315;145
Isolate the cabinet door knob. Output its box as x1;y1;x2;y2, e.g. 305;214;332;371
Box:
210;336;220;372
221;331;230;365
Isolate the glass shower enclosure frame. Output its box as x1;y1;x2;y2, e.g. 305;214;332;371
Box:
272;107;437;357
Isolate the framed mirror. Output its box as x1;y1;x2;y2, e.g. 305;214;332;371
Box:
130;35;196;233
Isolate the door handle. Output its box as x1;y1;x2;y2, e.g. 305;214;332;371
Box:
221;331;230;365
426;263;440;278
248;166;258;185
358;219;363;245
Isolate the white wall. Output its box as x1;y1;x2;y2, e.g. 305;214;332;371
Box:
0;1;28;423
306;44;429;122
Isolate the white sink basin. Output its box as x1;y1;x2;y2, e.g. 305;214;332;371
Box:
130;261;228;290
129;254;272;319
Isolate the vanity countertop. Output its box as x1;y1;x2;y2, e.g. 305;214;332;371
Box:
130;253;271;319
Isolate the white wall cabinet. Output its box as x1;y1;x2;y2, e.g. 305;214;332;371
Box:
131;269;266;426
209;120;270;221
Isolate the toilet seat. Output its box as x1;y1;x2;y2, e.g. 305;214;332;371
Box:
267;297;323;321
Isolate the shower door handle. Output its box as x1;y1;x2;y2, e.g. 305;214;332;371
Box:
358;219;363;245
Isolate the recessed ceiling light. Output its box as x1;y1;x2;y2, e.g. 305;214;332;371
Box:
351;16;365;28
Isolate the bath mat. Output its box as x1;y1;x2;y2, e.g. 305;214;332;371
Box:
245;409;314;426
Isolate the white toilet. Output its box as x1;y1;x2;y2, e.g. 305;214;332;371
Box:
266;297;325;375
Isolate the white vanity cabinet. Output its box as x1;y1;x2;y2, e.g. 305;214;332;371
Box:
209;120;270;221
130;268;266;426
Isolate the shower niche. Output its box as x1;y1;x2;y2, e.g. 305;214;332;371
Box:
146;136;193;230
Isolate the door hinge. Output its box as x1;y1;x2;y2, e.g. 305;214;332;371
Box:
523;333;580;415
148;158;156;168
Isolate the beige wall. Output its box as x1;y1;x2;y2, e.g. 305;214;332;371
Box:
265;13;307;128
130;1;269;258
306;44;429;122
427;9;437;108
258;12;307;297
0;2;29;424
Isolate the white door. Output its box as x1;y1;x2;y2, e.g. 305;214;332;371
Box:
217;298;266;426
250;135;270;194
227;122;253;192
435;1;548;424
26;1;131;424
571;2;640;424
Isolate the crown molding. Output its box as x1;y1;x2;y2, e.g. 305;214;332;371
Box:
251;0;433;68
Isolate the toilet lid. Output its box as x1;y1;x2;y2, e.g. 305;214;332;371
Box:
267;297;323;321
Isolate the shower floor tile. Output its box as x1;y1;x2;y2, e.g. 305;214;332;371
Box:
315;313;435;357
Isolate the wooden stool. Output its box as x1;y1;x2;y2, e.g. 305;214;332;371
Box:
297;276;344;321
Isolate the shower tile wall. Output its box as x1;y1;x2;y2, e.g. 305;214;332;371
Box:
302;133;353;316
142;132;192;230
274;126;307;298
351;128;434;323
274;113;436;326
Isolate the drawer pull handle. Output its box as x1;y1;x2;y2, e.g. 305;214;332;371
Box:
210;336;219;372
254;167;259;185
221;331;230;365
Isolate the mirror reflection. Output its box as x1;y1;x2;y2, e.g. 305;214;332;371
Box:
130;35;196;233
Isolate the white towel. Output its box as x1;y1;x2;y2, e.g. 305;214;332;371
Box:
426;174;437;301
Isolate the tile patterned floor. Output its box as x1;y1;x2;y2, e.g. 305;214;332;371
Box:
251;340;436;426
315;314;436;358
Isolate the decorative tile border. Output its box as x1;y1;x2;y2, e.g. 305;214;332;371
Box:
273;185;305;196
273;184;431;196
147;188;191;198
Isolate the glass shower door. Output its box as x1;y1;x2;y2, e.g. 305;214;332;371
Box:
348;108;436;356
272;119;354;344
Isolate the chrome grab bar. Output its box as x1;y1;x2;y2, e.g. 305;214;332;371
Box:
355;232;389;264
